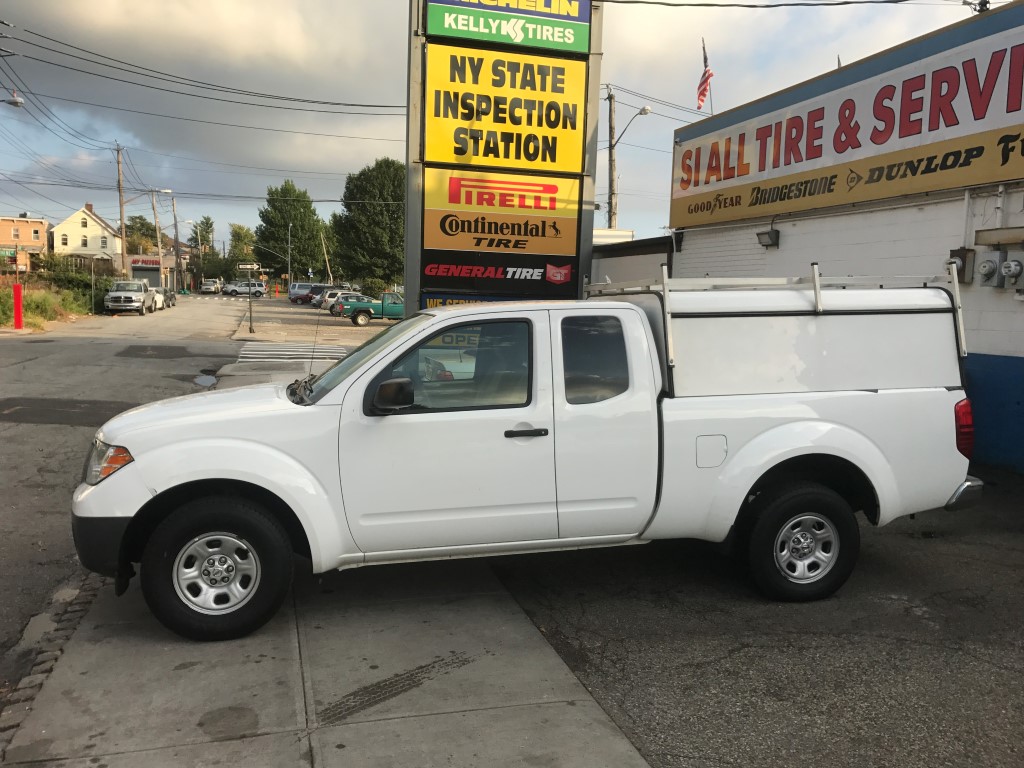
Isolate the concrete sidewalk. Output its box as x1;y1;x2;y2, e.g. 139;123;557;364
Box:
2;563;649;767
0;312;651;767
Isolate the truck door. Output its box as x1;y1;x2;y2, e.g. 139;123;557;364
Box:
339;313;557;553
550;308;660;538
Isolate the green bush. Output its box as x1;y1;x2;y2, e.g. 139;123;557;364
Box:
360;277;389;299
0;286;12;325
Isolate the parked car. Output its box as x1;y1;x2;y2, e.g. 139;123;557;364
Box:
199;279;221;295
295;284;332;305
288;282;313;302
333;292;405;326
224;281;266;297
152;290;166;311
71;266;980;640
327;294;371;317
154;287;176;308
103;280;156;316
314;288;360;310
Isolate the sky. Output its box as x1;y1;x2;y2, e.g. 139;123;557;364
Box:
0;0;983;249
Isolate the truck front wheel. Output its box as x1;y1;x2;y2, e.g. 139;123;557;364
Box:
352;311;370;327
140;496;294;641
747;482;859;602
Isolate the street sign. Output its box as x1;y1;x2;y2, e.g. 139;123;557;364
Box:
237;262;260;270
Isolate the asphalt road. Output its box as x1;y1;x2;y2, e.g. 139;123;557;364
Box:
2;295;1022;767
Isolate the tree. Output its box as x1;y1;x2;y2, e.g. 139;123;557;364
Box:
330;158;405;283
228;224;256;262
188;216;221;282
253;180;330;282
125;215;156;255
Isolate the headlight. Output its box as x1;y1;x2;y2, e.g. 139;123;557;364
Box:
83;439;134;485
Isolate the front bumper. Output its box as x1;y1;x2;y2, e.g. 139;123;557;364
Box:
944;475;984;510
72;514;131;577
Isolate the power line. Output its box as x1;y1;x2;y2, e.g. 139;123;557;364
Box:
17;27;403;109
18;90;406;141
600;0;917;7
17;53;405;116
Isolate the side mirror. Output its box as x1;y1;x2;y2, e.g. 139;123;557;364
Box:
372;377;415;413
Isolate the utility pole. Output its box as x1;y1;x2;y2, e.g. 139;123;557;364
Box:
116;143;127;276
150;191;162;285
287;223;292;286
171;196;181;293
606;86;617;229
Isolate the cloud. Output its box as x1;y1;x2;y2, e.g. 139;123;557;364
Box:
0;0;974;243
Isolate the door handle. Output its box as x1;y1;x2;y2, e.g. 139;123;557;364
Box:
504;428;549;438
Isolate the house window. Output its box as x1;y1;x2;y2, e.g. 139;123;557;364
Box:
101;236;108;249
81;236;88;247
81;218;87;228
61;234;68;247
11;227;19;240
32;229;40;241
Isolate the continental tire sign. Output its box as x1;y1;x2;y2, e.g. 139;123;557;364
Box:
423;168;580;255
670;3;1024;228
425;44;587;173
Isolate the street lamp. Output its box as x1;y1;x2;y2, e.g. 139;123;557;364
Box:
606;86;651;229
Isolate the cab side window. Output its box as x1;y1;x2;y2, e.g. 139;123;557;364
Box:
368;320;531;413
561;316;629;404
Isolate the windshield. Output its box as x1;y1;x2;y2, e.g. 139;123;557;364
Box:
308;313;433;403
112;282;143;291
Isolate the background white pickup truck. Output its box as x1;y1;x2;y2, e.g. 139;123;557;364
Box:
73;267;980;640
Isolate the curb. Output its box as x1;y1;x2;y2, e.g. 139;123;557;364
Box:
0;572;108;762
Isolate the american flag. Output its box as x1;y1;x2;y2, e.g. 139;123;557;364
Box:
697;38;713;110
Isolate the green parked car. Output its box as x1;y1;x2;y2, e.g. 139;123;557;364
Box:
332;292;404;326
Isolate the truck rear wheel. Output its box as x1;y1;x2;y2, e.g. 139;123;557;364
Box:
140;496;293;641
747;482;859;602
352;311;371;326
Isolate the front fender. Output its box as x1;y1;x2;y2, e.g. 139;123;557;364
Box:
703;421;899;541
135;438;359;573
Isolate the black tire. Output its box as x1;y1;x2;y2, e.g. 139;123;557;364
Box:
138;304;146;316
140;496;294;641
254;291;263;298
230;290;239;296
352;311;370;327
747;482;859;602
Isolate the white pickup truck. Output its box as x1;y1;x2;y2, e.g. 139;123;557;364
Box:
72;265;981;640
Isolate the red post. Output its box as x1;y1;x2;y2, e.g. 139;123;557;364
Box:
275;283;279;298
13;283;23;330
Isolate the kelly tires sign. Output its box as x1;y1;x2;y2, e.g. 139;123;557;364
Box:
426;0;591;54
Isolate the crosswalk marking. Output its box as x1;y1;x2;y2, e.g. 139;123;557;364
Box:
237;342;348;363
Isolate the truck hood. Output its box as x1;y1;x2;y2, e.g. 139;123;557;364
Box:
98;383;293;445
106;290;145;298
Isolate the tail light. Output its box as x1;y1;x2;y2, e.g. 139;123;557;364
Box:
954;398;974;459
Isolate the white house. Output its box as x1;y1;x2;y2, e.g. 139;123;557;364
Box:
51;203;123;268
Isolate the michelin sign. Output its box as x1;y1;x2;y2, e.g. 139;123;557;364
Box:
670;3;1024;228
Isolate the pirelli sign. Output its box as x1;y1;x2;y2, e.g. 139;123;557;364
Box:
423;168;580;255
